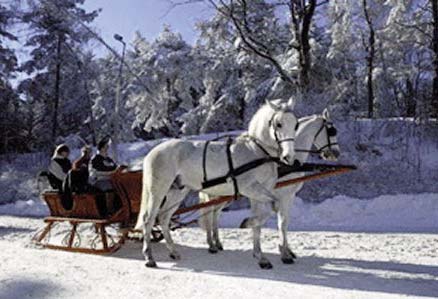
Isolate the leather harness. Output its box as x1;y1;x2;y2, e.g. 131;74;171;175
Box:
200;117;338;199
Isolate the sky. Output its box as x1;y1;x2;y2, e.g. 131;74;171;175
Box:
81;0;214;56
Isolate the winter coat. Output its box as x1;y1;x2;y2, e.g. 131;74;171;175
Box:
65;155;91;194
48;155;72;190
89;153;117;184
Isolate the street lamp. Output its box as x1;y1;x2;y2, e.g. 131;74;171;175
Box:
112;33;126;163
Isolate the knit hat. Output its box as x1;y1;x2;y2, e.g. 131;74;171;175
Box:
97;136;111;151
53;144;70;157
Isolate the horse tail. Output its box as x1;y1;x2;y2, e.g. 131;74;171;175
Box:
134;141;180;231
134;180;150;231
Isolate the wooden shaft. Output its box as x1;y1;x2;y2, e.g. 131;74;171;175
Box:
173;196;235;216
275;167;353;189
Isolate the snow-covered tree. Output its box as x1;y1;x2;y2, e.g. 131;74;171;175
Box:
90;53;136;142
20;0;99;145
127;27;202;138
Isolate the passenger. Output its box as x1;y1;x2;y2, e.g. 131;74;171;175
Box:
68;145;93;193
90;137;118;192
48;144;72;190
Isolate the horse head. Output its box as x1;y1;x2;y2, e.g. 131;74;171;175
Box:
313;108;340;161
248;97;300;165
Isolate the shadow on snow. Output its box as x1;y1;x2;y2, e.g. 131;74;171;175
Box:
113;241;438;298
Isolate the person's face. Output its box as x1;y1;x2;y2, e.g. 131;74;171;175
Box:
101;144;109;155
83;150;91;159
60;151;70;158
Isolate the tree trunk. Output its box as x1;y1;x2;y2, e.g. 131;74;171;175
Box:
405;78;416;117
84;80;96;145
289;0;316;88
52;34;62;144
363;0;375;118
431;0;438;117
300;0;316;87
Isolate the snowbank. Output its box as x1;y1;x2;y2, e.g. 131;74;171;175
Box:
1;192;436;233
216;193;438;233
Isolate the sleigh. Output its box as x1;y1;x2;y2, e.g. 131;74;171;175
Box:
33;163;356;254
33;170;157;253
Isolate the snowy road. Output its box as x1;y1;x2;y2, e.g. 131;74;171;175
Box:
0;216;437;299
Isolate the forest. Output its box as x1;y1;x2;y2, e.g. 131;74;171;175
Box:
0;0;437;154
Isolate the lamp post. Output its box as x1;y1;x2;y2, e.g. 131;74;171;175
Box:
112;33;126;163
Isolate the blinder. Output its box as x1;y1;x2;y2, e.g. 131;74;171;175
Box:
327;126;337;137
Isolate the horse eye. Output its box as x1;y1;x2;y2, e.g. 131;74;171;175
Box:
327;127;337;136
276;123;282;128
295;122;299;131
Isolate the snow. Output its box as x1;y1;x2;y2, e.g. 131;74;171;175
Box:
2;193;437;233
0;213;437;299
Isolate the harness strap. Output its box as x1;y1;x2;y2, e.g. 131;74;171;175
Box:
247;136;272;157
202;140;211;182
225;137;239;200
201;157;278;189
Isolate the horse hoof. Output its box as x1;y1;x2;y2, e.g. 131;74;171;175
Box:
259;261;273;270
169;253;180;260
216;244;224;251
208;248;218;254
145;260;157;268
281;257;295;264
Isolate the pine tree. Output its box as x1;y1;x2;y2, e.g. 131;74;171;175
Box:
0;3;21;153
20;0;99;146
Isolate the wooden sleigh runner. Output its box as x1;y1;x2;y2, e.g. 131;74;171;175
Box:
33;163;356;254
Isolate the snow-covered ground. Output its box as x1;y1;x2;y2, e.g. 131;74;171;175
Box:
0;193;437;299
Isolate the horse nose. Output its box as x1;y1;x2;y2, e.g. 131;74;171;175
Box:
282;154;292;164
292;159;301;168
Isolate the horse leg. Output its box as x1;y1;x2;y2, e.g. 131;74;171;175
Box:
212;204;224;251
159;188;189;260
142;191;163;268
277;196;296;264
250;202;274;269
198;193;218;253
240;181;281;269
206;208;220;253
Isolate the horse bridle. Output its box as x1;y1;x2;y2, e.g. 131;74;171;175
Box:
296;119;338;154
268;111;299;157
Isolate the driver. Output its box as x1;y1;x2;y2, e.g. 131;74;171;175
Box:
89;136;118;191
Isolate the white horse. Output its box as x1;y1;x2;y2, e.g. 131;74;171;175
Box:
135;99;300;268
198;109;340;267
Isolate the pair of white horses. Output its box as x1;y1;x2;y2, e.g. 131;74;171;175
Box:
135;98;340;269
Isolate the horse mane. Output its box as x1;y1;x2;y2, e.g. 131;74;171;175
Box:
248;102;284;143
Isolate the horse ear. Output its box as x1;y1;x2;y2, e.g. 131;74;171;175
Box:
322;108;330;120
287;97;296;110
266;99;280;111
